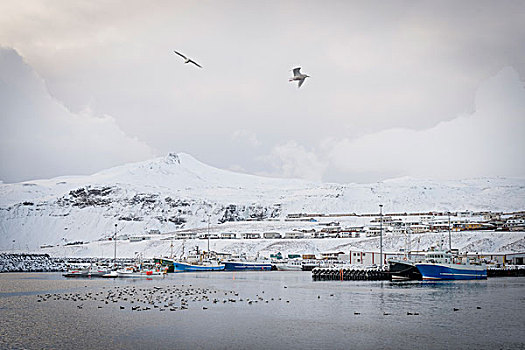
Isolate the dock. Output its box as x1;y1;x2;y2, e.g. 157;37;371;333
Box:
312;267;391;281
487;267;525;277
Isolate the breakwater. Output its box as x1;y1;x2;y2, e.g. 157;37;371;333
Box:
0;253;143;273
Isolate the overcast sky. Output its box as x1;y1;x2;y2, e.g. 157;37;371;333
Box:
1;1;524;183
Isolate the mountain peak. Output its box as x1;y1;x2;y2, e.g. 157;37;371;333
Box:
166;152;181;165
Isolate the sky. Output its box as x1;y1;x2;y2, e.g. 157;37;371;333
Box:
0;0;524;184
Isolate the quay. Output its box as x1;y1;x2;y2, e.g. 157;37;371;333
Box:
488;267;525;277
312;267;391;281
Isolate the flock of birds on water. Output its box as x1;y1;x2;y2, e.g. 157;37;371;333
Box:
34;283;482;315
173;50;310;88
36;284;291;313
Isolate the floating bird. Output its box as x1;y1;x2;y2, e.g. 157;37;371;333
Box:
289;67;310;88
173;50;202;68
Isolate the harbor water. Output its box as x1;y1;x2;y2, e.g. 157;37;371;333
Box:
0;272;524;349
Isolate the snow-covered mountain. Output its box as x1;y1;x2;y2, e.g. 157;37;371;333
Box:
1;152;524;252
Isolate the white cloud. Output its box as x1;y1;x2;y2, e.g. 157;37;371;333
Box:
325;67;525;182
266;141;327;182
0;48;155;182
232;129;260;147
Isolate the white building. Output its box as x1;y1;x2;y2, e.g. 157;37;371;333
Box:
241;232;261;239
220;232;238;239
129;236;151;242
284;231;305;239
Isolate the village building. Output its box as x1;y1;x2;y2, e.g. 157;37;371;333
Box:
263;232;282;239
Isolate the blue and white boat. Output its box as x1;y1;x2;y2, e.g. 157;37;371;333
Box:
415;251;487;280
172;260;225;272
223;261;272;271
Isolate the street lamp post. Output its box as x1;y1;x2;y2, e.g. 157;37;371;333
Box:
207;214;211;258
113;223;117;269
379;204;383;269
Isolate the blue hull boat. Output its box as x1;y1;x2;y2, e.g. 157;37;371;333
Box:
223;261;272;271
172;261;225;272
416;263;487;280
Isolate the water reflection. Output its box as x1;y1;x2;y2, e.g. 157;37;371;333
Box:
0;272;523;349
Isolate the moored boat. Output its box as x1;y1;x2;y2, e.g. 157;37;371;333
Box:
172;260;225;272
415;251;487;280
154;257;175;273
116;264;167;278
274;259;303;271
388;259;422;281
63;263;110;278
223;261;272;271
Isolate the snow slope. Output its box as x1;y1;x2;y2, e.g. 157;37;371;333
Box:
1;152;524;253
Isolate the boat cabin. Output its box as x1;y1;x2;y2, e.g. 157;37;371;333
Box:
424;252;453;264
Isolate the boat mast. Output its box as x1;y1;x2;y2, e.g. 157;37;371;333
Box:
448;212;452;252
207;214;211;258
113;223;117;269
404;228;408;260
379;204;383;269
407;227;412;260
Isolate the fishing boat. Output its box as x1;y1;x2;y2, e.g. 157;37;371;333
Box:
221;252;272;271
116;263;167;278
172;260;225;272
223;260;272;271
63;263;111;278
274;259;303;271
414;213;487;280
154;240;225;272
154;257;175;272
415;251;487;280
388;258;422;281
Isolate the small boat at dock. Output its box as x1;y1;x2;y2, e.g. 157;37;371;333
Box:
274;259;303;271
116;263;167;278
63;263;110;278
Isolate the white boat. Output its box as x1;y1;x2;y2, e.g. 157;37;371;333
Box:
101;270;119;278
63;263;111;278
275;260;303;271
116;264;167;278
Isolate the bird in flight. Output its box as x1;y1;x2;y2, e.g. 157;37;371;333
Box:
173;50;202;68
289;67;310;88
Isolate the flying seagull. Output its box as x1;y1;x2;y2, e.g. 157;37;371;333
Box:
173;50;202;68
289;67;310;88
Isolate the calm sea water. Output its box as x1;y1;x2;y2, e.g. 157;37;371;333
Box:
1;272;524;349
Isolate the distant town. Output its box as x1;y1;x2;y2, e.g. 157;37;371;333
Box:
46;210;525;248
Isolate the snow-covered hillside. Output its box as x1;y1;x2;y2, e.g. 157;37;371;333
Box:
1;152;524;252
